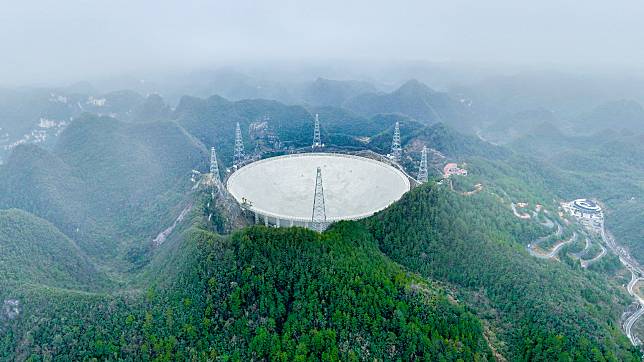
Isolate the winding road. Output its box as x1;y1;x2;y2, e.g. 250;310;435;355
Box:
528;231;577;259
526;213;605;266
601;222;644;346
521;204;641;345
511;203;531;219
624;272;644;345
580;243;606;268
624;306;644;346
546;232;578;258
537;214;555;229
526;217;579;259
572;237;591;258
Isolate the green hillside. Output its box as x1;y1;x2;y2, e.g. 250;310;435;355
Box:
0;209;109;291
365;183;638;361
577;99;644;133
344;79;475;130
174;95;313;164
86;90;145;118
0;87;153;164
1;214;493;361
307;106;387;138
302;77;377;107
0;88;78;141
0;144;105;253
2;181;638;360
508;130;644;264
132;93;172;123
367;121;509;176
0;114;207;267
0;85;641;360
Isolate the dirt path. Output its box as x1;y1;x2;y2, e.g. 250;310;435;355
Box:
152;203;193;247
449;179;483;196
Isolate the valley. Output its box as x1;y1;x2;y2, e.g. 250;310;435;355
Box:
0;72;641;360
2;2;644;360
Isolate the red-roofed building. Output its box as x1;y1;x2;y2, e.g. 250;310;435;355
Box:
443;163;468;178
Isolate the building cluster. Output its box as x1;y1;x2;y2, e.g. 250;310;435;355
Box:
562;198;603;232
443;163;468;178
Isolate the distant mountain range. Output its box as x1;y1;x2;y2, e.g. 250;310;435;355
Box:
301;77;378;107
577;99;644;133
343;79;476;129
0;71;643;360
0;87;173;163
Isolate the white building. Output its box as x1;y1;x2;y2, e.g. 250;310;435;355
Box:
562;198;603;231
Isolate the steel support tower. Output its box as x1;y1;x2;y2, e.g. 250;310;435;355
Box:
311;167;327;232
391;121;402;162
312;114;322;148
210;146;221;185
233;122;245;168
417;146;428;183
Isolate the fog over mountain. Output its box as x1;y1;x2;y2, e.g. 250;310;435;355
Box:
3;0;644;86
2;1;644;360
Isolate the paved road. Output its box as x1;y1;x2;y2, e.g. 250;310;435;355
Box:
546;232;577;258
580;243;606;268
538;215;556;229
572;237;591;258
626;273;644;304
601;221;644;346
525;211;642;346
511;203;531;219
527;224;574;259
625;305;644;346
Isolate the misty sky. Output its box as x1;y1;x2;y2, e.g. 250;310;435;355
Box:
2;0;644;85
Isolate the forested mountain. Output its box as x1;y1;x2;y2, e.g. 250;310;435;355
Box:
576;99;644;134
2;180;638;360
83;90;146;117
0;88;80;164
1;73;642;360
6;0;644;356
174;95;313;163
174;94;419;163
458;71;644;119
367;120;508;175
0;88;75;141
461;72;644;141
477;108;560;144
0;114;206;266
166;68;296;104
1;204;493;360
0;209;110;291
306;106;386;137
131;93;173;123
301;78;377;107
343;79;476;130
0;86;161;164
366;183;637;361
0;144;97;251
507;130;644;265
